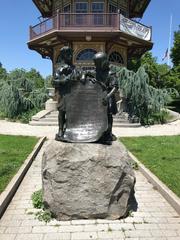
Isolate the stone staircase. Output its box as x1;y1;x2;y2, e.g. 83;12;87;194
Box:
29;110;140;128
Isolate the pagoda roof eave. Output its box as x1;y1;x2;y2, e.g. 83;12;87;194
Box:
33;0;53;17
32;0;151;18
129;0;151;18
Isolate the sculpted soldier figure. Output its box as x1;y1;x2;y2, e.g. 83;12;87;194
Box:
53;46;76;141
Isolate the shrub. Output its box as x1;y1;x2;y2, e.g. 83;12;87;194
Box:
0;80;48;119
112;65;179;125
32;189;43;209
31;189;54;223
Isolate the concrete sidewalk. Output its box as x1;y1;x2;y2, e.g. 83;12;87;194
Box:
0;120;180;239
0;144;180;240
0;119;180;139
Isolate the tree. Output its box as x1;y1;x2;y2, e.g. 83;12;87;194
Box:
128;51;180;93
8;68;45;89
45;75;53;88
128;52;160;87
0;62;7;81
25;68;45;88
8;68;26;80
0;67;49;119
113;65;176;125
171;25;180;67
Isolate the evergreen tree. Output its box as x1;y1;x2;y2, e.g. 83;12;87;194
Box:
112;65;178;125
0;66;49;119
25;68;45;88
171;25;180;67
128;50;180;94
0;62;7;81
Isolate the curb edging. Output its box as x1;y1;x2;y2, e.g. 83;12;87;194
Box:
0;136;46;218
128;151;180;215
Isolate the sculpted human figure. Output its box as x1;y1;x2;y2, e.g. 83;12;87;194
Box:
53;46;75;141
82;52;118;144
53;48;118;143
93;52;118;143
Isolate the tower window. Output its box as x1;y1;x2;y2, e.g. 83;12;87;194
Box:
75;2;88;13
76;49;97;61
109;4;117;13
109;51;124;64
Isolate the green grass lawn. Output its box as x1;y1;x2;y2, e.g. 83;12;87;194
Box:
120;136;180;197
0;135;39;193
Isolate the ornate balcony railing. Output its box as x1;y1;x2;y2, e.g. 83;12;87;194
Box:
29;13;152;41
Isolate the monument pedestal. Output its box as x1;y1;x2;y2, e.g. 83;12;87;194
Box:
42;140;135;221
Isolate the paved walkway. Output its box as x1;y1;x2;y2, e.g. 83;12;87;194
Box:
0;120;180;239
0;144;180;240
0;119;180;139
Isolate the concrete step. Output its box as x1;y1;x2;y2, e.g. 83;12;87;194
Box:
37;120;130;125
44;115;58;119
29;121;58;126
48;111;58;116
113;123;140;128
41;117;129;123
40;118;58;122
29;120;140;128
113;118;129;123
30;110;138;127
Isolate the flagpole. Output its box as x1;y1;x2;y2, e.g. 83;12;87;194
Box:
167;14;173;66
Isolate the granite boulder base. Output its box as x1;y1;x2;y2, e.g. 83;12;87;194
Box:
42;140;135;220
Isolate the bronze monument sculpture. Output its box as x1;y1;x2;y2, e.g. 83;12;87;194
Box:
53;46;118;144
42;46;135;221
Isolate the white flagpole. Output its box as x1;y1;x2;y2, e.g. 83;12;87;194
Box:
167;14;173;66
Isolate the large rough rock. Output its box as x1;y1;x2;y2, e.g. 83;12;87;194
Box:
42;140;135;220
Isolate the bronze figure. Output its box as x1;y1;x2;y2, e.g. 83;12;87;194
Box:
53;46;75;141
54;47;118;144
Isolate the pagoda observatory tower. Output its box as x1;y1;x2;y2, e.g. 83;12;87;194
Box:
28;0;153;72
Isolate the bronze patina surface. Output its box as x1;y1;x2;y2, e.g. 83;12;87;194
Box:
63;79;108;142
53;47;118;144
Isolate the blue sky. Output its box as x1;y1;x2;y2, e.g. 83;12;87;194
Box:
0;1;179;77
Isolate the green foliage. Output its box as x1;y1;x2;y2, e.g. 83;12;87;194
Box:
0;135;38;193
0;82;32;118
0;63;7;81
0;111;6;119
8;68;26;80
108;226;112;232
150;109;169;124
130;161;139;170
31;189;53;223
32;189;43;209
35;210;53;223
170;25;180;67
128;52;159;86
128;51;180;94
113;65;178;125
156;65;180;93
17;109;39;123
8;68;45;88
121;136;180;197
45;75;53;88
170;96;180;113
0;67;49;119
29;88;49;109
25;68;45;88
